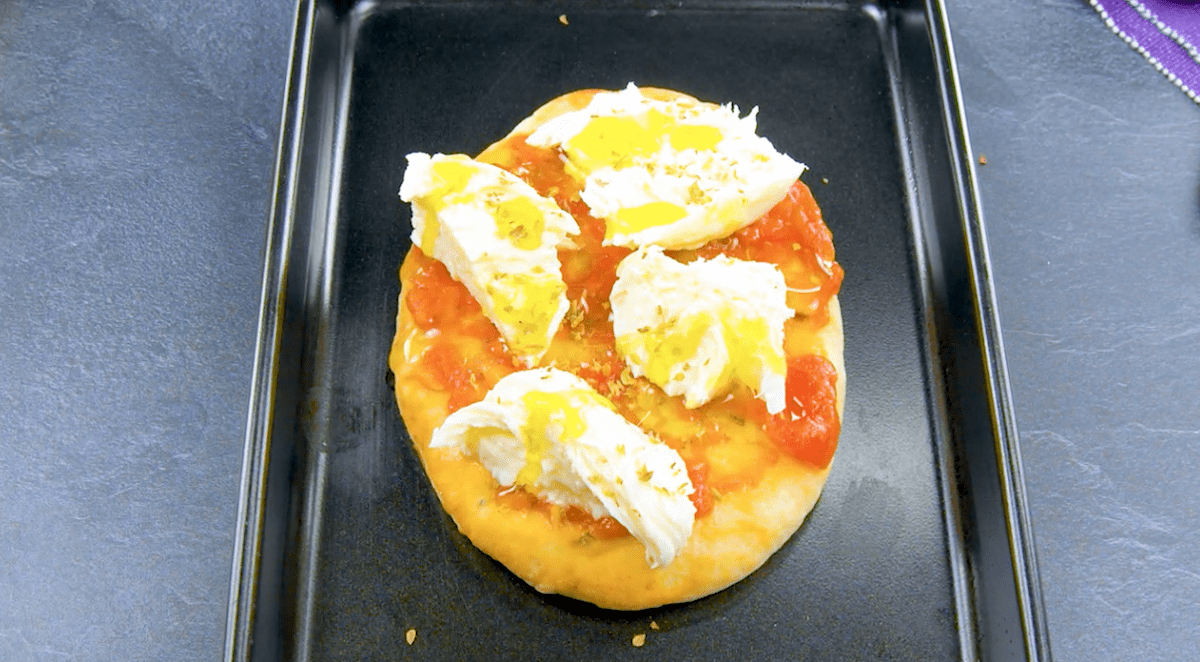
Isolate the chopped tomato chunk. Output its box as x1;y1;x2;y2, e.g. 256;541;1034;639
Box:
497;488;634;540
686;462;714;518
685;180;843;325
419;342;486;412
565;506;631;540
765;354;840;468
485;136;632;307
495;486;553;517
574;351;623;391
404;251;481;329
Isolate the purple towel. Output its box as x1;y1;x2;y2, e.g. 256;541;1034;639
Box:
1090;0;1200;104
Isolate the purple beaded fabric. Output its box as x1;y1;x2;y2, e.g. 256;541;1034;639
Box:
1090;0;1200;104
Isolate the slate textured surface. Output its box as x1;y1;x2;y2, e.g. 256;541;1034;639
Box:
0;1;1197;661
947;1;1200;660
0;1;292;660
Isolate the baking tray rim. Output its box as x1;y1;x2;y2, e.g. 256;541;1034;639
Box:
921;1;1052;658
222;1;1052;660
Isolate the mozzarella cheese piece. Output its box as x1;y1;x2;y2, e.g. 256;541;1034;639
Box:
525;83;805;250
399;153;580;367
610;246;791;414
429;368;696;568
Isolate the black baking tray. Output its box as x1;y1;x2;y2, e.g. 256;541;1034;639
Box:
225;1;1051;660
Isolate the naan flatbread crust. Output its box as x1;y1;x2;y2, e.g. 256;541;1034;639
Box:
389;88;845;610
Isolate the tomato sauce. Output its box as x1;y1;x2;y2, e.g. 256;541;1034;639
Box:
404;252;480;328
564;506;631;540
493;485;631;539
406;130;843;522
680;181;843;327
761;354;841;469
407;250;513;412
686;462;714;518
485;138;632;318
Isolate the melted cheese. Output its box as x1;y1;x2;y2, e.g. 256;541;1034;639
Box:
610;246;791;413
429;368;696;568
399;153;580;366
525;83;804;249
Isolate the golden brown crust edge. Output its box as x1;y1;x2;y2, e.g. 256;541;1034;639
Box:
390;87;846;611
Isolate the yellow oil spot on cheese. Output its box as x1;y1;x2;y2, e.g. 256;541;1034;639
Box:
712;196;749;233
643;108;674;136
463;426;506;454
494;196;544;250
634;314;711;387
566;115;660;172
428;158;476;207
515;389;612;485
419;215;440;255
608;202;688;240
417;158;478;253
729;316;784;387
517;392;571;485
668;124;722;152
564;108;723;176
486;270;565;358
623;308;783;404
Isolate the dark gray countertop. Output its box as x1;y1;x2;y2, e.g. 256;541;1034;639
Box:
1;1;1196;660
947;2;1200;660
